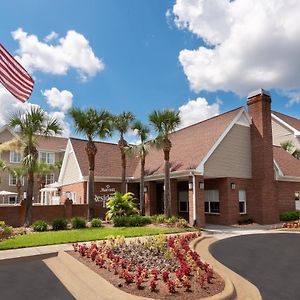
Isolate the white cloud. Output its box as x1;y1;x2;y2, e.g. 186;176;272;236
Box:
282;89;300;106
178;97;221;129
172;0;300;96
48;111;70;137
0;87;70;137
44;31;58;42
42;87;73;112
12;28;104;80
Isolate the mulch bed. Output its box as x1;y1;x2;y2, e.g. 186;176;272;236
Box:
70;233;225;299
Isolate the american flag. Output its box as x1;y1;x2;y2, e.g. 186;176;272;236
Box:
0;43;34;102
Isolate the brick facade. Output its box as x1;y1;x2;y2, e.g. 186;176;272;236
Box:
247;91;280;224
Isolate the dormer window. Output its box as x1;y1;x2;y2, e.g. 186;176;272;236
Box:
10;151;22;163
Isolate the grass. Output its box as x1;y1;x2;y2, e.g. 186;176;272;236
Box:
0;226;187;250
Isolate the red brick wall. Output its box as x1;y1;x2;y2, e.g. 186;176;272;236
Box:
247;92;279;224
204;177;253;225
0;205;22;227
276;181;299;213
60;182;87;204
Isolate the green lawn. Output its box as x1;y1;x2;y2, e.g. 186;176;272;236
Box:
0;227;187;250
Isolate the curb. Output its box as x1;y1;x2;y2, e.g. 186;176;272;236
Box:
190;237;235;300
191;236;262;300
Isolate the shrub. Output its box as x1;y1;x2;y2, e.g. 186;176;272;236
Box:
32;220;48;232
176;218;189;228
71;217;86;229
0;221;5;228
150;214;166;224
106;192;138;220
3;226;12;235
165;216;179;225
280;211;300;222
52;218;68;231
113;215;152;227
238;217;254;225
91;218;102;228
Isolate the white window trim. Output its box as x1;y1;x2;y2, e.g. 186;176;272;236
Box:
239;190;247;214
45;173;55;185
9;150;22;163
9;174;24;186
204;190;220;214
39;151;55;164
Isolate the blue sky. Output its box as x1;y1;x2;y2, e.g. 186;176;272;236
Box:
1;0;300;141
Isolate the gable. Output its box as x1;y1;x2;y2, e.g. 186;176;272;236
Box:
204;124;252;178
0;128;17;144
58;140;83;185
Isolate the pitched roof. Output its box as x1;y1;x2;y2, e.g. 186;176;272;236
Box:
70;138;139;178
132;107;243;177
36;136;68;152
272;111;300;132
273;146;300;177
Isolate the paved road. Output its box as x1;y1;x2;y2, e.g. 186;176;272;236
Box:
0;258;74;300
210;233;300;300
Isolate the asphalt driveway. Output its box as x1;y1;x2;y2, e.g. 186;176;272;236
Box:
0;258;74;300
210;233;300;300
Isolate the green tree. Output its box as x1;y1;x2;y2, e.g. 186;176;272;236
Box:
0;160;6;185
126;120;150;215
69;107;112;220
148;109;181;218
6;165;27;203
113;112;135;194
280;140;300;159
105;192;138;220
9;107;62;226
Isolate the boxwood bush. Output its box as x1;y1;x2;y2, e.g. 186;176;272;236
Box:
112;215;152;227
91;218;102;228
71;217;86;229
280;210;300;221
32;220;48;232
52;218;68;231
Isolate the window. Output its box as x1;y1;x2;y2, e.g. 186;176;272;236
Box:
178;191;189;213
9;174;24;186
9;196;17;204
39;152;55;164
204;190;220;213
70;192;76;204
239;190;247;214
10;151;22;163
45;173;55;185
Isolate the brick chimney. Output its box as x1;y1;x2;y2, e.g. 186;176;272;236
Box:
247;89;279;224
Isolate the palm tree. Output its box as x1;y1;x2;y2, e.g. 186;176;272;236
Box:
35;161;56;201
149;109;181;218
9;107;62;226
0;160;6;185
126;121;150;215
113;112;135;194
280;140;300;159
6;165;27;203
69;108;112;220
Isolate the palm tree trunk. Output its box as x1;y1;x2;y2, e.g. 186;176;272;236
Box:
16;179;22;204
163;146;171;218
140;158;145;215
121;149;126;194
25;171;34;226
86;141;97;220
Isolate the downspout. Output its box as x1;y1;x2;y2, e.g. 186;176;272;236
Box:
192;173;196;225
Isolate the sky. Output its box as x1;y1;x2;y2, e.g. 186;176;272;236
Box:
1;0;300;142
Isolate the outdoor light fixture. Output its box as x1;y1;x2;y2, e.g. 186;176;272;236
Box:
231;183;236;190
188;182;193;190
199;182;205;190
144;186;148;193
65;191;71;199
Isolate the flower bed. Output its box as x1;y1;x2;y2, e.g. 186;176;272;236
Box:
71;232;224;299
282;219;300;229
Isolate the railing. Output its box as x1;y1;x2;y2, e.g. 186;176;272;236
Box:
0;197;20;205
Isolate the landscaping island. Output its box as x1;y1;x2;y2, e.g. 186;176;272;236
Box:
71;233;224;299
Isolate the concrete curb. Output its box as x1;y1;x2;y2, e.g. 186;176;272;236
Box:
190;237;235;300
45;251;153;300
190;236;262;300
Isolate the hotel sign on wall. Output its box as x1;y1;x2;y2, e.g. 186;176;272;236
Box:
94;185;116;207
